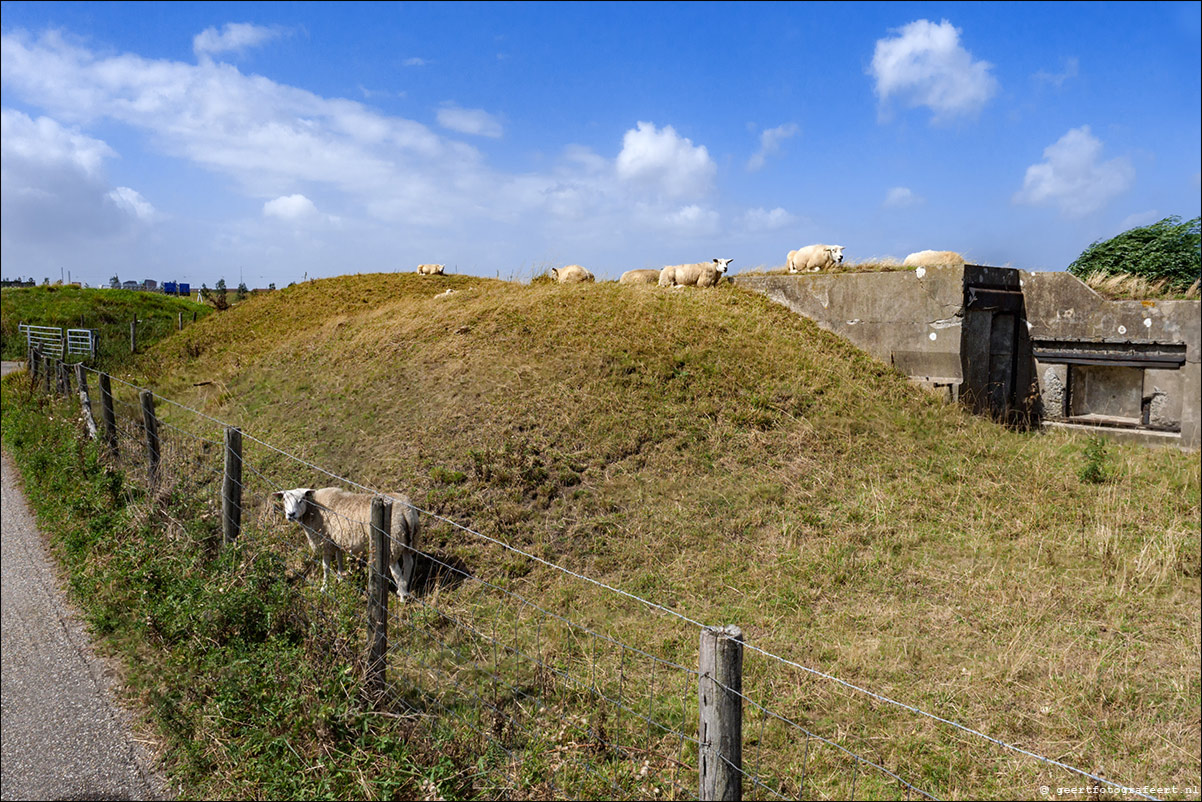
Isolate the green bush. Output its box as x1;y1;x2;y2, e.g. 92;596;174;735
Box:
1068;215;1201;292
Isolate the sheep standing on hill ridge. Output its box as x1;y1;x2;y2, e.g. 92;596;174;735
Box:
276;487;422;600
550;265;595;283
658;258;734;288
787;244;845;273
903;250;965;268
417;264;445;275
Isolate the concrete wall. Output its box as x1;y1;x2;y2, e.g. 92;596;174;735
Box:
1019;270;1200;449
735;267;1200;450
734;265;967;393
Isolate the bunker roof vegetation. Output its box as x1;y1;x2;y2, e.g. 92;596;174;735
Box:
35;272;1202;791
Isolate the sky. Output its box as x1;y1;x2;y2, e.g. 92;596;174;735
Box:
1;1;1199;289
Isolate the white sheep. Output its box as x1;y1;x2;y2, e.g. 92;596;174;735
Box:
786;244;845;273
903;250;965;268
618;269;661;285
275;487;422;600
550;264;595;284
416;263;446;275
657;258;734;288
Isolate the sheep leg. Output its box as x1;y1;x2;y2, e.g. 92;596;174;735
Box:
391;547;416;601
321;542;337;590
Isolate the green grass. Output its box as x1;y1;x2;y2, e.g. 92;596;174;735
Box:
3;271;1199;800
1;285;212;365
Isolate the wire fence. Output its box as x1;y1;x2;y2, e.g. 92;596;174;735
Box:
16;352;1186;802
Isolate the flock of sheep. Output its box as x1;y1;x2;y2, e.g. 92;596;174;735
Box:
420;246;967;289
277;245;967;599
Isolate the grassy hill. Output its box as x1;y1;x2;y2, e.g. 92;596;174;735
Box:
0;285;212;365
140;273;1199;790
7;271;1200;798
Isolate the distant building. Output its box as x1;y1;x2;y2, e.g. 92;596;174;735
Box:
144;279;157;290
122;280;140;290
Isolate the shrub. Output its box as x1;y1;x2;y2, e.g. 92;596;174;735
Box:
1068;216;1201;293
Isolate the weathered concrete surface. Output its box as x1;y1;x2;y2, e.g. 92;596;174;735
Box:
1;360;170;801
735;268;1201;450
735;266;967;392
1019;271;1200;449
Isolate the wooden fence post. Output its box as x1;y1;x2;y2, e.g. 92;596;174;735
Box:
76;364;98;439
130;316;137;354
178;312;183;331
61;360;72;397
30;346;40;386
700;625;744;802
43;356;52;394
99;374;118;459
140;390;159;486
366;496;392;702
222;427;243;545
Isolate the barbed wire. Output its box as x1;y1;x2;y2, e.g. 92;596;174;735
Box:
37;361;1176;801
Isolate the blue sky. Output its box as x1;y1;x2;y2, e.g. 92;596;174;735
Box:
2;1;1199;289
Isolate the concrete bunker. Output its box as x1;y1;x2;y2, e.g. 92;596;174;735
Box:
736;266;1200;450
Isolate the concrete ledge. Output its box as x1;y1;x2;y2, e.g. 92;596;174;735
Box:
1039;420;1189;450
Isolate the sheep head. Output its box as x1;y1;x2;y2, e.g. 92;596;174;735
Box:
275;488;315;522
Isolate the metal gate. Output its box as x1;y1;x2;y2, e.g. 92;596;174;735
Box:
19;324;97;360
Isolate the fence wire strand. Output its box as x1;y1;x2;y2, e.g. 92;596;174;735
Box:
22;361;1176;801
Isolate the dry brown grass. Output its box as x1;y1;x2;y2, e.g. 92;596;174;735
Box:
134;271;1199;799
1084;271;1201;300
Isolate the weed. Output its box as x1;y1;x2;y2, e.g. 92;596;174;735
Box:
1079;434;1112;484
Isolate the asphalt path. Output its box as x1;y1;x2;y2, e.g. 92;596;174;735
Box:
1;361;169;801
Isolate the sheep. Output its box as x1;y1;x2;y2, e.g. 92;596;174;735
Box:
786;244;845;273
416;263;446;275
903;250;965;268
275;487;422;600
550;264;595;284
619;269;661;285
657;258;734;288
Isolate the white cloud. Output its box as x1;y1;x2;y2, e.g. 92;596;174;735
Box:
263;193;318;220
740;207;796;232
747;123;799;172
661;204;720;235
402;57;428;67
1;109;151;247
616;121;715;200
1;107;114;175
436;103;503;138
1013;126;1134;217
1033;57;1079;89
870;19;998;122
194;23;284;58
883;186;922;208
107;186;157;221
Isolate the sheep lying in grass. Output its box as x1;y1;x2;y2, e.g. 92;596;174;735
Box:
619;269;661;285
275;487;422;600
903;250;965;268
787;244;845;273
551;264;595;283
658;258;733;288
